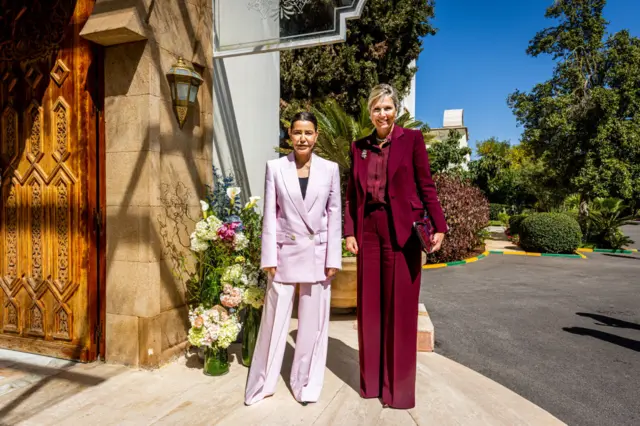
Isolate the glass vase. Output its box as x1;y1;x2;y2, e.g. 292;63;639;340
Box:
203;345;229;376
242;306;262;367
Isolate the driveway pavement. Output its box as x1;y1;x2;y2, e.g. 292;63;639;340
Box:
621;223;640;248
420;252;639;426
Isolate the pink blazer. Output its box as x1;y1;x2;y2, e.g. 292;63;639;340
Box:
260;153;342;283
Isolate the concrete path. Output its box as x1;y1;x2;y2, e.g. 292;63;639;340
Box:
0;318;563;426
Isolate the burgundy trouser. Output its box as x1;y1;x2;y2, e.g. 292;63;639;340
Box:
357;205;422;409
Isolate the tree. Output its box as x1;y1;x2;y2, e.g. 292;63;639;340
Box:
280;0;437;117
428;129;472;175
508;0;640;214
469;138;537;208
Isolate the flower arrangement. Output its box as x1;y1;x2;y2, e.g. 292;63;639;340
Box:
188;305;241;350
184;169;267;354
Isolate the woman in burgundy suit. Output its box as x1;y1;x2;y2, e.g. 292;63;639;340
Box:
344;84;448;409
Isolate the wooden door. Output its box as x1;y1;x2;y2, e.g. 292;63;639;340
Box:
0;0;101;362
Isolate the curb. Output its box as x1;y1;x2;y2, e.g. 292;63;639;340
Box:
423;251;489;269
489;250;583;259
417;303;434;352
578;247;638;254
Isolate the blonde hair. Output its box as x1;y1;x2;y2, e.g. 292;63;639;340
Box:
367;84;400;113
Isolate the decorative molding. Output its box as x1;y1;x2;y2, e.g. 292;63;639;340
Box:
0;0;76;62
50;59;70;87
52;97;70;161
30;181;44;285
247;0;311;20
2;106;18;159
5;184;18;283
28;302;45;336
3;299;20;333
55;180;70;291
54;305;72;340
27;101;44;162
214;0;368;58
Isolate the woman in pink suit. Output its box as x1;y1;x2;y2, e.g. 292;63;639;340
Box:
245;112;342;406
344;84;448;409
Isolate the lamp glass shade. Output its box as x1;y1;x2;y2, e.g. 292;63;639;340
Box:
176;82;190;102
189;85;198;103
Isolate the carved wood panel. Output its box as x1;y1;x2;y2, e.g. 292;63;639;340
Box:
0;0;98;361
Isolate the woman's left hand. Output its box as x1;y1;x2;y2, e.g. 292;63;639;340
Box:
430;232;445;253
326;268;338;279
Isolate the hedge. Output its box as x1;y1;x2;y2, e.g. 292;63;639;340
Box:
519;213;583;254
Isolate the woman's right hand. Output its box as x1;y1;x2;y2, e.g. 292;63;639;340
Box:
345;236;359;255
264;267;276;278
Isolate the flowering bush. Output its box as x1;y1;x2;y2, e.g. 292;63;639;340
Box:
425;173;490;264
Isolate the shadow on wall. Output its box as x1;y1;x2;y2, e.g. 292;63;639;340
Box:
101;0;215;349
213;52;251;200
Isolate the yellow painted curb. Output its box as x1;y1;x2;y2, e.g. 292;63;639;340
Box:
577;248;593;253
423;251;489;269
423;263;447;269
502;250;542;257
576;251;587;259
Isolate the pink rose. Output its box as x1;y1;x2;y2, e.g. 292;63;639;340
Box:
194;316;203;328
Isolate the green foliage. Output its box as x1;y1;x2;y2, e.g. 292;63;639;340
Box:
519;213;583;254
280;0;437;116
508;0;640;208
508;214;529;236
426;174;490;264
342;239;356;258
497;211;511;227
489;203;510;220
469;138;536;208
428;129;472;175
584;197;638;249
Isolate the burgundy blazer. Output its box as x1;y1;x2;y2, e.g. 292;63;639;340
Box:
343;125;448;248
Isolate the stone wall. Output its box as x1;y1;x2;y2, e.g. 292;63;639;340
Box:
81;0;213;367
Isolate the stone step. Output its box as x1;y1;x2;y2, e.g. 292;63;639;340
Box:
417;303;435;352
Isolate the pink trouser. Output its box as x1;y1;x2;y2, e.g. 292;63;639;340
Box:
244;280;331;405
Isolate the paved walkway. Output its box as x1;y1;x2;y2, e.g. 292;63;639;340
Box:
0;317;563;425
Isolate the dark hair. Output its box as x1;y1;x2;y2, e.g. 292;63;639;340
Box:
290;111;318;131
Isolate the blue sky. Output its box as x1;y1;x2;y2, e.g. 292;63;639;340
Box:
415;0;640;156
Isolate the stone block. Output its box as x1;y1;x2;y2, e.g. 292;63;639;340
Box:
106;150;160;207
106;261;161;318
106;206;162;263
105;95;161;153
105;313;139;366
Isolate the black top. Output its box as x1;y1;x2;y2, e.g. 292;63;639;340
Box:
299;177;309;199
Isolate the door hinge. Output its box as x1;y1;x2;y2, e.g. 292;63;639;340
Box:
93;207;104;236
